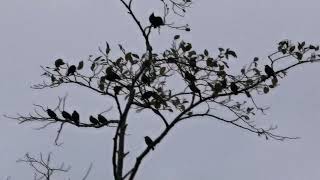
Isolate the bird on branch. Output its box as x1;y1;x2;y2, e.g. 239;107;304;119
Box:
62;111;72;120
144;136;154;150
89;115;100;125
149;13;164;29
71;110;80;125
47;109;57;119
98;114;109;125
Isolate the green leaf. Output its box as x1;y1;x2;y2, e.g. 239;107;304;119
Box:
185;43;192;51
263;87;269;94
160;67;166;75
125;53;133;62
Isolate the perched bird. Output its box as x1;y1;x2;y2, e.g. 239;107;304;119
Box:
71;111;80;125
141;91;155;100
66;65;76;76
97;114;108;125
89;115;99;125
264;65;276;78
184;72;196;82
189;82;202;99
149;13;164;28
144;136;154;150
47;109;57;119
230;82;239;95
62;111;72;120
105;67;121;81
55;59;65;68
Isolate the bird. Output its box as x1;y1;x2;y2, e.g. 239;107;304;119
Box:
264;65;276;78
66;65;76;76
97;114;108;125
55;59;65;68
71;110;80;125
149;13;164;28
230;82;239;95
47;109;57;119
188;82;202;99
105;67;121;81
89;115;99;125
62;111;72;120
144;136;154;150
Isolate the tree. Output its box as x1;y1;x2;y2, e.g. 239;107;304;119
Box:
6;0;320;179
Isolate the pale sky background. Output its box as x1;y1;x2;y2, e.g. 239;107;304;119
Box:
0;0;320;180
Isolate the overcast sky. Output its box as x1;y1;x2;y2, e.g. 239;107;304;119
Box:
1;0;320;180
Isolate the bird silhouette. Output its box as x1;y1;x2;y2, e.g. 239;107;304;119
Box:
62;111;72;120
71;111;80;125
89;115;99;125
149;13;164;28
66;65;76;76
188;82;202;99
230;82;239;95
144;136;154;150
97;114;108;125
55;59;64;68
47;109;57;119
105;67;121;81
264;65;276;78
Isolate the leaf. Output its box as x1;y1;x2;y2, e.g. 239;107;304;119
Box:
206;58;213;67
132;53;139;59
225;49;237;59
253;57;259;61
90;63;95;71
185;43;192;51
93;56;102;62
295;52;303;60
77;61;84;70
125;53;133;62
160;67;166;75
289;46;295;53
263;87;269;94
174;35;180;40
204;49;209;56
106;42;111;54
298;41;305;50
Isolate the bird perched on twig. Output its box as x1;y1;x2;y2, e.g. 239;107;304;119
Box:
149;13;164;28
62;111;72;120
98;114;108;125
264;65;276;79
89;115;99;125
144;136;154;150
230;82;239;95
66;65;76;76
71;110;80;126
47;109;57;119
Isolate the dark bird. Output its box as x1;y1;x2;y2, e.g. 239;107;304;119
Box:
105;67;121;81
55;59;65;68
141;74;151;86
47;109;57;119
97;114;108;125
189;82;202;99
141;91;155;100
62;111;72;120
89;115;99;125
184;72;196;82
71;111;80;125
66;65;76;76
144;136;154;150
230;82;239;95
264;65;276;78
149;13;164;28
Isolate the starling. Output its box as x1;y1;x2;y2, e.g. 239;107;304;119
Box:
66;65;76;76
97;114;108;125
71;111;80;125
144;136;154;150
62;111;72;120
55;59;65;68
149;13;164;28
184;72;196;82
47;109;57;119
106;67;120;81
264;65;276;78
230;82;239;95
188;82;202;99
89;115;99;125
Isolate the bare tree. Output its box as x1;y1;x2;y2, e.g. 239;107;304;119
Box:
6;0;320;180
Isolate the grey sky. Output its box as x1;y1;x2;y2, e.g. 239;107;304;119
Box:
1;0;320;179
